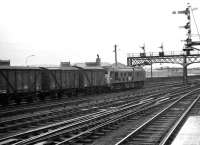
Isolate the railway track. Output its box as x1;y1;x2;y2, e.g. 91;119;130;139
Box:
0;93;175;145
0;83;191;139
0;81;186;121
0;85;198;145
0;80;186;118
115;88;200;145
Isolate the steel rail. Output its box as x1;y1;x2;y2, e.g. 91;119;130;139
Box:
57;96;179;145
159;94;200;145
0;96;155;144
0;81;180;117
58;87;200;144
12;90;188;145
0;84;190;137
115;88;200;145
0;85;195;144
0;84;196;144
10;95;171;145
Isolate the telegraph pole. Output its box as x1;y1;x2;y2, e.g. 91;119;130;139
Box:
114;44;118;67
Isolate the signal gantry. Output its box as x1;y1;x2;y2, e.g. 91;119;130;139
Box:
127;3;200;83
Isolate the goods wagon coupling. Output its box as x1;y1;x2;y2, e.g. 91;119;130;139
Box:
0;65;146;106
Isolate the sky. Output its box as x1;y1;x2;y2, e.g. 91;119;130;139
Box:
0;0;200;66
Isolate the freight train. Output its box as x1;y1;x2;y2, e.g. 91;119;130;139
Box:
0;65;145;106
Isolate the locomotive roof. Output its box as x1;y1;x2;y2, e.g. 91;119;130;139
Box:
0;66;40;70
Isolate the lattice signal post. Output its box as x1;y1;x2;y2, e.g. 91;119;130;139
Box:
127;51;200;80
127;4;200;83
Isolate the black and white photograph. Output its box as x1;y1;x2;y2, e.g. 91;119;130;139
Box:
0;0;200;144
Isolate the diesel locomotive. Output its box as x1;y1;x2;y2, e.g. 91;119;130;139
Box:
0;65;145;105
